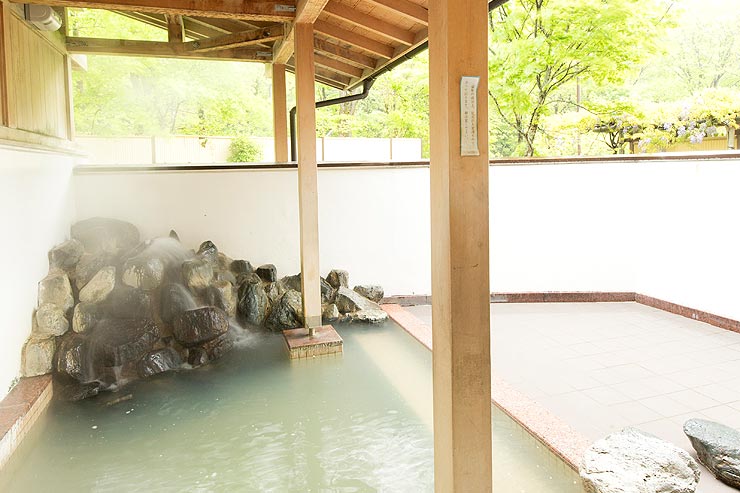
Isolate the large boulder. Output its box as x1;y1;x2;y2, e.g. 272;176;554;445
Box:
87;318;160;368
72;302;99;333
580;428;700;493
38;271;74;313
197;240;219;262
238;278;270;326
230;259;254;277
326;269;349;289
21;337;56;377
71;217;140;255
79;266;116;303
137;348;182;378
173;307;229;347
353;285;384;303
98;286;151;319
34;303;69;337
279;274;335;303
182;258;213;290
207;280;237;318
122;257;164;291
160;283;196;324
73;253;113;290
54;332;89;381
265;289;303;330
684;418;740;488
335;287;387;323
322;303;340;322
256;264;277;283
48;239;84;271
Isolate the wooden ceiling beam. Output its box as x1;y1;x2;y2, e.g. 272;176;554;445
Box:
185;24;284;52
115;11;214;39
66;36;272;61
314;19;393;59
13;0;297;22
273;0;329;64
366;0;428;26
323;1;414;45
313;37;376;69
314;53;363;78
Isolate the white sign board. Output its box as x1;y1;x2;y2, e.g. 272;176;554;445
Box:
460;76;480;156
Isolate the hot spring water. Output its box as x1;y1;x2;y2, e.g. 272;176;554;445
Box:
1;320;583;492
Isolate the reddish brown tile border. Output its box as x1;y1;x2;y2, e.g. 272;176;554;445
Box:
385;291;740;335
0;375;53;469
635;294;740;334
382;303;591;471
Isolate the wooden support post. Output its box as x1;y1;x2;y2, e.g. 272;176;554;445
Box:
272;63;289;162
165;14;185;44
63;55;75;140
294;23;322;331
428;0;492;491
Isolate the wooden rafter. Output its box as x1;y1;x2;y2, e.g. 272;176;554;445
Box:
314;19;393;59
185;24;284;52
273;0;329;64
366;0;427;25
313;37;376;69
12;0;297;22
323;1;414;45
66;36;272;61
114;12;209;39
349;27;426;89
314;53;363;78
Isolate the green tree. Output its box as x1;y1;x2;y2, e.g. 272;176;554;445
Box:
488;0;674;156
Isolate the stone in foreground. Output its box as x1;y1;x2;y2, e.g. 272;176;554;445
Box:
580;427;700;493
283;325;343;359
684;418;740;488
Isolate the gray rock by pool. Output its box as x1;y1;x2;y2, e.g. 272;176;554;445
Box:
684;418;740;489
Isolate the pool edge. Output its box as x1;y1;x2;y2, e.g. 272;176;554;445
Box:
382;303;591;472
0;375;53;470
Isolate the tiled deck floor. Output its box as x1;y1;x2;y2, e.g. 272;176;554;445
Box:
405;302;740;493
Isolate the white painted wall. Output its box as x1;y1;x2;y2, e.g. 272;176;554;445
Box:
0;145;77;399
72;158;740;324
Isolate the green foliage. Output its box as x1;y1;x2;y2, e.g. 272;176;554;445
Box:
488;0;673;156
228;136;262;163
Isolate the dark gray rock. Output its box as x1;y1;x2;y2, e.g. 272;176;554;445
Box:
34;303;69;337
353;285;384;303
207;280;237;317
79;266;116;303
38;271;74;313
122;257;164;291
182;258;213;290
21;337;56;377
256;264;277;282
137;348;182;378
580;427;700;493
230;259;254;276
72;302;99;333
57;381;100;401
54;332;88;381
684;418;740;488
160;283;196;324
169;229;180;241
327;269;349;289
87;318;160;368
74;253;114;290
99;286;152;319
197;240;218;261
173;307;229;347
335;286;387;323
265;289;304;330
48;239;84;271
238;278;270;326
264;281;284;305
71;217;140;255
199;330;235;361
279;273;335;303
